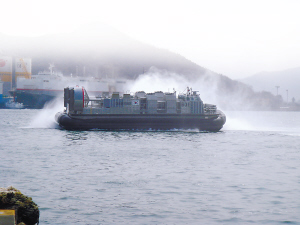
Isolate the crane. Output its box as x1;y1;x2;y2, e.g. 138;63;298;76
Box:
19;58;31;79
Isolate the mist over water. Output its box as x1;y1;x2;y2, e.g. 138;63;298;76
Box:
24;71;300;135
224;111;300;136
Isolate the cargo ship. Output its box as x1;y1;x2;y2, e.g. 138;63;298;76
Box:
10;68;127;109
55;86;226;131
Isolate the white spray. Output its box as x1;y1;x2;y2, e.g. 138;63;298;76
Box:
28;97;64;129
126;67;219;105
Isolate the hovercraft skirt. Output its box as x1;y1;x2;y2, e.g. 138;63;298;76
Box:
56;112;225;131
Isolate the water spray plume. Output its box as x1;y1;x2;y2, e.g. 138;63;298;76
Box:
126;67;220;106
28;97;64;129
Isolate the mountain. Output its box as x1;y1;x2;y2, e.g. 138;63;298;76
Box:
0;23;285;110
0;23;207;79
240;67;300;102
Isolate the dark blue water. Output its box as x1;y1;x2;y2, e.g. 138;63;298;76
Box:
1;108;300;224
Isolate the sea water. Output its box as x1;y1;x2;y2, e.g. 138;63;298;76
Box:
0;108;300;224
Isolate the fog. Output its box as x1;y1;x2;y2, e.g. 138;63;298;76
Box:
1;1;299;111
0;22;290;111
1;0;300;79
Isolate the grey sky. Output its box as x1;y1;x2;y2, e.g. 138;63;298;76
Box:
2;0;299;79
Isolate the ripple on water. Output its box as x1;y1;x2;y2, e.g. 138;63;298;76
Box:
1;110;300;224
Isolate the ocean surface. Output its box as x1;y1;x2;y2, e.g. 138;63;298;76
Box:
1;106;300;224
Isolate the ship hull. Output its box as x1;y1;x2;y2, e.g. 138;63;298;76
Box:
10;90;59;109
55;111;226;131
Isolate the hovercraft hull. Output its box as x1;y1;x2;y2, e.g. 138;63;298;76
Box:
56;111;226;131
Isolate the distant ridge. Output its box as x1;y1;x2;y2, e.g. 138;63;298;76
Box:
240;67;300;101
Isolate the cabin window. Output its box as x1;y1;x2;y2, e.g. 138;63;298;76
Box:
157;101;166;113
157;101;166;109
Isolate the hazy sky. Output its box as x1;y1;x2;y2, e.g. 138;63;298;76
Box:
2;0;300;79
